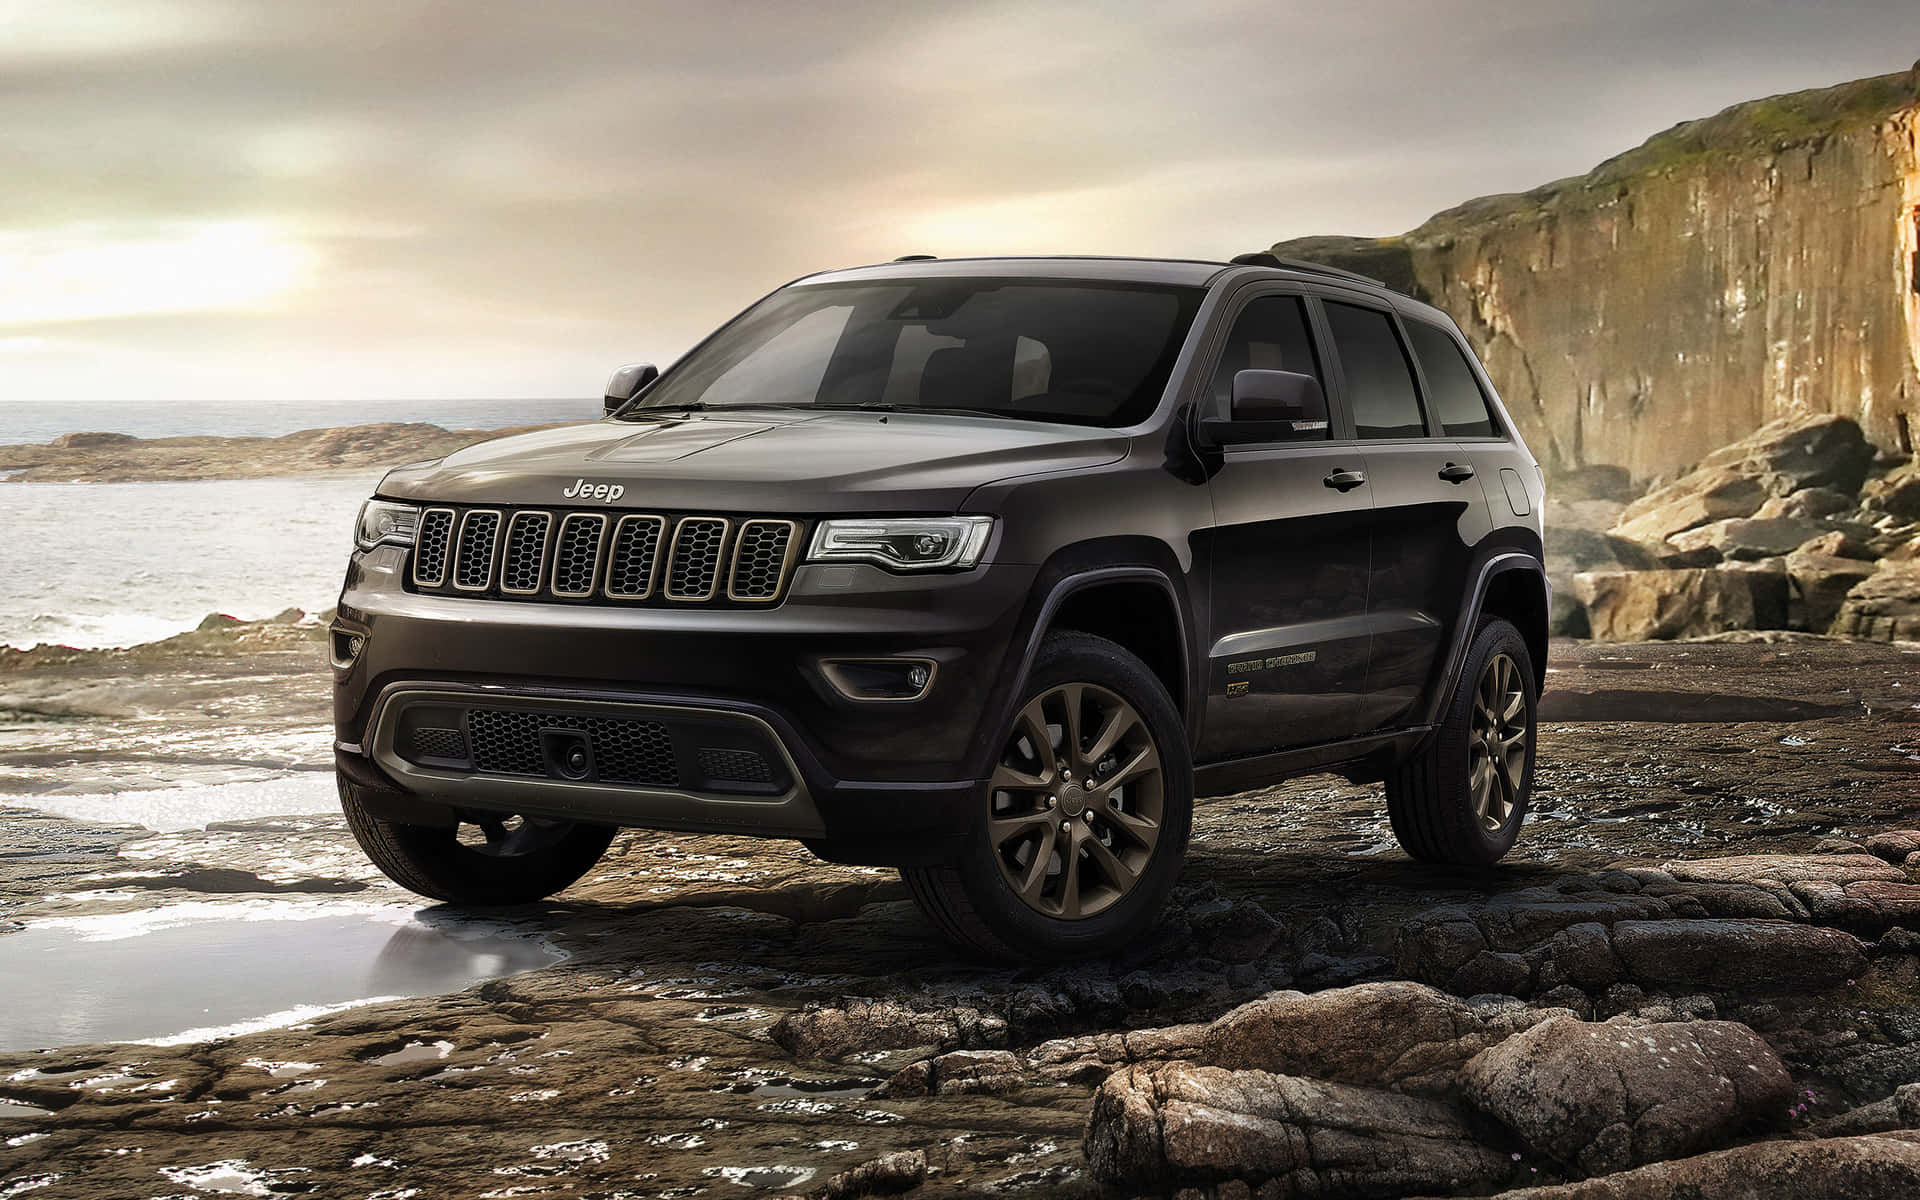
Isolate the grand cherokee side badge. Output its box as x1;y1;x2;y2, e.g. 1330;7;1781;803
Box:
561;478;625;502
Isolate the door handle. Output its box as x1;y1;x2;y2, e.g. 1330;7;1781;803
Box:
1438;462;1476;483
1323;469;1368;492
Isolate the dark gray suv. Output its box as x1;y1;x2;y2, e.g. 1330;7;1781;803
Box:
332;254;1549;959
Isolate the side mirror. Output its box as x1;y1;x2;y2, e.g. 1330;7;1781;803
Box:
603;362;659;415
1200;369;1330;445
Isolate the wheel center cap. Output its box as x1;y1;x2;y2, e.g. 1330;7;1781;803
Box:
1059;783;1089;817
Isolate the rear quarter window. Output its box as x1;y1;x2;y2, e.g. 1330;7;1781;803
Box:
1406;320;1501;438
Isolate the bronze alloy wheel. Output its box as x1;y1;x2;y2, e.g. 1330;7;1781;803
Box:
1469;652;1528;833
987;682;1165;920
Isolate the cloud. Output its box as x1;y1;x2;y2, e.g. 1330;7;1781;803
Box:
2;0;1917;404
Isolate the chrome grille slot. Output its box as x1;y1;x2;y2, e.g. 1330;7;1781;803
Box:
604;514;666;599
551;513;607;597
665;517;729;602
728;519;799;602
499;511;552;595
406;506;801;606
452;510;502;591
412;508;455;587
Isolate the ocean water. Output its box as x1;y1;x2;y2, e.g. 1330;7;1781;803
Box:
0;396;597;446
2;398;606;650
4;475;389;649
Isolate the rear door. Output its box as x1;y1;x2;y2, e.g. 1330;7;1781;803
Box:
1316;298;1492;733
1199;291;1375;758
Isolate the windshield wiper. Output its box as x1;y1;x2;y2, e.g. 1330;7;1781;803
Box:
618;402;808;420
811;402;1008;418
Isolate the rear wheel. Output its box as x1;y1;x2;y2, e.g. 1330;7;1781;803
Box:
1386;617;1536;865
339;778;617;904
902;632;1192;960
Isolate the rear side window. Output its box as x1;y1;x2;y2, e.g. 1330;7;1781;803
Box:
1206;295;1324;425
1323;301;1426;439
1406;320;1500;438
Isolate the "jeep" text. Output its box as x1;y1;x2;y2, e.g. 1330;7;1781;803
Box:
561;478;625;502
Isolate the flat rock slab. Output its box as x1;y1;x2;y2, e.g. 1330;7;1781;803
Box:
1658;854;1908;887
1441;1134;1920;1200
1463;1016;1793;1175
1609;919;1866;992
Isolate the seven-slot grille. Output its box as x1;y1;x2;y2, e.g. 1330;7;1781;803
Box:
408;505;805;606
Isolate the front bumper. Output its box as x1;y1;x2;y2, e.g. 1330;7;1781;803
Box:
331;545;1038;858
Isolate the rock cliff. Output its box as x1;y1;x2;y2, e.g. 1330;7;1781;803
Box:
1268;64;1920;482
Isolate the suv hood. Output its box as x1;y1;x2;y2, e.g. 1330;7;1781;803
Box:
376;410;1129;512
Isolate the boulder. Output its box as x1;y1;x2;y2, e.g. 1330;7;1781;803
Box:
1795;528;1877;559
1691;412;1877;497
1788;880;1920;933
1831;562;1920;642
1459;1135;1920;1199
1863;831;1920;863
1755;486;1857;520
1863;461;1920;520
49;430;139;448
1546;527;1659;635
1786;548;1879;631
1805;1083;1920;1138
768;999;1006;1062
1608;919;1867;992
873;1048;1025;1098
814;1150;926;1200
1572;567;1787;640
1196;981;1547;1093
1463;1016;1793;1174
1084;1062;1510;1195
1612;469;1769;547
1665;517;1827;563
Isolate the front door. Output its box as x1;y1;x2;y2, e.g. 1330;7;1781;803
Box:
1200;293;1374;759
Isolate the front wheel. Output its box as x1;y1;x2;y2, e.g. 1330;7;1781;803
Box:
902;632;1193;961
339;778;618;905
1386;617;1537;865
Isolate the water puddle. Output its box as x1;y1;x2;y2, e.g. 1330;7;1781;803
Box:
21;777;341;834
369;1040;455;1067
0;1100;51;1119
0;901;562;1051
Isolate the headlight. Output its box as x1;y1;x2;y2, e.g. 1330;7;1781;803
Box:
806;516;994;572
355;499;421;550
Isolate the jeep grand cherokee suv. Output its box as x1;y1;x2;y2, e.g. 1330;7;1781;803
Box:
332;254;1548;959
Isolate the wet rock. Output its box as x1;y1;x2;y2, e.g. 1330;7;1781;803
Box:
1463;1016;1792;1174
1192;898;1288;962
769;999;1007;1063
1573;567;1787;640
1458;1134;1920;1199
1863;831;1920;863
1449;951;1533;997
1788;880;1920;933
872;1049;1025;1098
1657;853;1906;887
1084;1062;1510;1195
814;1150;926;1199
1609;919;1867;992
1197;981;1553;1094
1805;1084;1920;1137
1831;562;1920;642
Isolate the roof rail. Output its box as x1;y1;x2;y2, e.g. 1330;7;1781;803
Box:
1229;251;1383;287
893;254;938;262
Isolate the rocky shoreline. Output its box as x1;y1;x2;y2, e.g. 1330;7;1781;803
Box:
1;621;1918;1196
0;422;568;483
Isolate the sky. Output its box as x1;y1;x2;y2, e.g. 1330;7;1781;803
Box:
3;0;1919;408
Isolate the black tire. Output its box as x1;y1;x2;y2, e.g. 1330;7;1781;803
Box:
902;631;1193;961
339;777;618;905
1386;617;1537;865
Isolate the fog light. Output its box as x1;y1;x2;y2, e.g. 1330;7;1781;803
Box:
820;658;938;702
330;627;367;667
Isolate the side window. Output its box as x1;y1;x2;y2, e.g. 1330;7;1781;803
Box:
1405;320;1500;437
1323;301;1426;439
1207;295;1324;431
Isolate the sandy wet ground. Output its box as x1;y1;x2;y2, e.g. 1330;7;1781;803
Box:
0;628;1917;1196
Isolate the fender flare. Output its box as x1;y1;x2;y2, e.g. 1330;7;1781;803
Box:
1418;552;1549;729
966;565;1197;780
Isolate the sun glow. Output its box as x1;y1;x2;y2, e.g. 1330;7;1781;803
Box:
0;221;312;325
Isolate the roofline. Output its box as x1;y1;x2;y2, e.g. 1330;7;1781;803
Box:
791;253;1422;298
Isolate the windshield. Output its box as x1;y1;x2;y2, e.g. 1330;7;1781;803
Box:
624;277;1206;427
